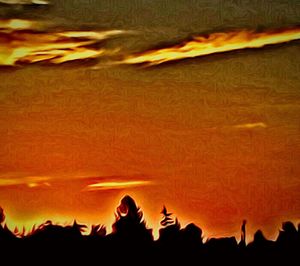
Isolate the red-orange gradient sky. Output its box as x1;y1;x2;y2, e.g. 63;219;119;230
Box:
0;0;300;241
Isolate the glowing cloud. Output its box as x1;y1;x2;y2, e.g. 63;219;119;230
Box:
121;27;300;65
233;122;267;129
0;19;128;66
0;19;36;31
85;180;152;191
0;0;49;5
0;175;51;187
0;172;152;192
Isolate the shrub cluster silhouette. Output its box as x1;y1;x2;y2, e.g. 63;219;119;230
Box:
0;196;299;265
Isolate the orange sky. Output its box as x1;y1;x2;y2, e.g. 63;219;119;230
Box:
0;0;300;242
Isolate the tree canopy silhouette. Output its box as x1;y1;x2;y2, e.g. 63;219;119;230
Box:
0;195;299;265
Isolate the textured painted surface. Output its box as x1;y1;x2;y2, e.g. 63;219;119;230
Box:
0;0;300;240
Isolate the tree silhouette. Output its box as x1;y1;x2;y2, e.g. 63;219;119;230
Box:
0;197;299;265
160;205;174;227
111;195;153;245
240;219;247;247
0;206;15;241
0;207;4;225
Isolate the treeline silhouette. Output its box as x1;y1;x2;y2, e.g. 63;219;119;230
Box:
0;196;299;265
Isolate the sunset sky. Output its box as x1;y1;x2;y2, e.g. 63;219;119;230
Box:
0;0;300;241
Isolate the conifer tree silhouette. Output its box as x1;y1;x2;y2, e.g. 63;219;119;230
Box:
160;206;174;227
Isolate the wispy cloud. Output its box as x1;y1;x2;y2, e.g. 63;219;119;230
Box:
0;172;152;191
0;174;51;187
233;122;267;129
0;19;129;66
121;27;300;66
0;0;49;5
84;180;152;191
